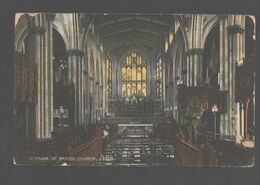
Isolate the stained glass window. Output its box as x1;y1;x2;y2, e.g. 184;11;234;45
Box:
156;58;162;97
121;52;147;97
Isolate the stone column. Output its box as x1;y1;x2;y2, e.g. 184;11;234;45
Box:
83;66;88;126
67;49;84;127
186;54;190;86
228;15;245;141
101;58;106;117
46;13;55;137
185;48;204;87
164;59;168;109
89;77;94;124
112;57;117;99
100;85;105;117
219;15;229;138
241;103;245;138
162;55;166;108
116;58;121;99
219;15;245;142
236;102;241;143
151;60;157;97
172;61;178;120
96;81;100;121
104;59;108;115
27;13;54;140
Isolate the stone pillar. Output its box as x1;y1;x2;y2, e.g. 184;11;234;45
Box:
219;16;229;138
241;103;245;138
228;15;245;142
112;58;117;99
100;85;104;117
46;13;55;137
151;60;157;97
83;67;88;126
101;58;106;117
89;77;94;124
80;55;84;126
186;54;190;86
27;13;54;140
104;59;108;115
116;58;121;99
96;81;100;121
172;61;178;120
185;48;204;87
67;49;84;127
219;15;245;142
164;59;168;109
236;102;241;143
162;55;166;108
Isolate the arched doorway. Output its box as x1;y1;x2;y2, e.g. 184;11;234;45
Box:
244;16;255;140
202;23;220;135
53;28;70;130
203;23;220;89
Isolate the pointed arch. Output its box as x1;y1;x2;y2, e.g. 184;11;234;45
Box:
53;19;69;50
174;15;190;50
175;50;181;79
15;14;30;52
202;15;221;48
89;49;95;79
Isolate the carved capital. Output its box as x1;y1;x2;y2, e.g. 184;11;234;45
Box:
46;13;56;21
67;49;84;57
227;25;244;34
28;26;46;35
218;14;228;20
185;48;204;56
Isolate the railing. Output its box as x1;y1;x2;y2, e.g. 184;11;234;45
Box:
173;125;219;167
69;124;118;157
69;131;103;157
174;134;219;167
108;98;162;117
174;137;203;167
174;123;255;167
102;117;163;125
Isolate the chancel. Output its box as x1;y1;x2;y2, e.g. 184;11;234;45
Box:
14;13;255;167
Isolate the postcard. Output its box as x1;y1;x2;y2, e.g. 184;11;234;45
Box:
13;13;255;167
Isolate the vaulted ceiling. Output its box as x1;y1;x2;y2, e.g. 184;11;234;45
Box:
94;14;174;56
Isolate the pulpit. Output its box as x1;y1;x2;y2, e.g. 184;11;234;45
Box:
177;86;227;136
177;86;227;114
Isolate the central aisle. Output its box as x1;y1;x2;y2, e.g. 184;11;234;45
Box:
101;124;180;166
